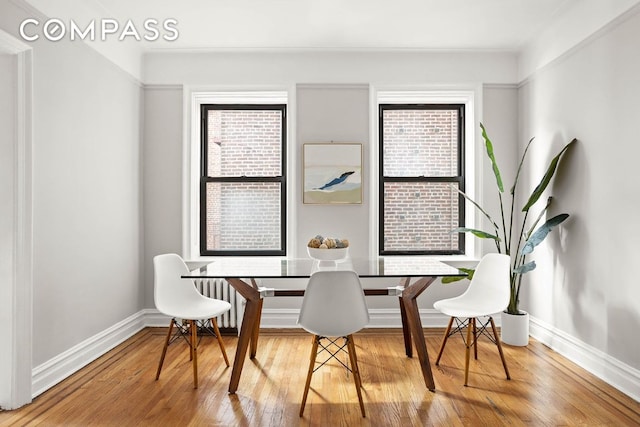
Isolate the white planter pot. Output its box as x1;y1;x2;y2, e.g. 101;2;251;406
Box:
500;310;529;346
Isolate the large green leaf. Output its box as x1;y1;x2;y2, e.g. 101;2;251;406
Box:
522;139;576;212
480;123;504;193
451;227;500;241
521;213;570;255
526;197;552;238
514;261;536;274
442;268;475;283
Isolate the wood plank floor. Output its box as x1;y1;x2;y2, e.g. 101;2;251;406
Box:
1;328;638;426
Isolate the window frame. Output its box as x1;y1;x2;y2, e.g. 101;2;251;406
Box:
378;103;466;256
199;103;287;256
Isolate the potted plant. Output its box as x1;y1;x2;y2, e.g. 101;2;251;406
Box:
447;123;575;346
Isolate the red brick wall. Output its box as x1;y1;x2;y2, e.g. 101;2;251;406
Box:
205;110;282;251
383;182;459;251
382;109;460;252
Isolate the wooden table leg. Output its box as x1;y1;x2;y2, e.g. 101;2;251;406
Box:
250;298;264;359
401;276;438;391
397;277;413;357
398;296;413;357
226;278;262;394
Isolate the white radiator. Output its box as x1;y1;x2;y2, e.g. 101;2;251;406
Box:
194;278;244;330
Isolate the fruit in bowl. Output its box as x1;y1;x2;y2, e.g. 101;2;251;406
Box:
307;234;349;249
307;235;349;264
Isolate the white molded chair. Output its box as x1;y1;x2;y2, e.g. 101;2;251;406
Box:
154;253;231;388
433;253;511;386
297;270;370;417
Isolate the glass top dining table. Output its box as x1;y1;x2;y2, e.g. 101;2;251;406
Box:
185;256;461;279
182;256;463;394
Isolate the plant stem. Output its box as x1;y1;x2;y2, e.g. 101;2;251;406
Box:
507;189;516;255
512;210;529;272
513;270;524;314
498;192;508;254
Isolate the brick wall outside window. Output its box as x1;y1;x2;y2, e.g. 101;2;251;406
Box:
381;106;463;254
203;108;283;253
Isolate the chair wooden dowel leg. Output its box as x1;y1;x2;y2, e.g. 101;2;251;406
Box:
464;318;473;386
156;319;175;380
190;320;199;388
490;317;511;380
473;318;478;360
300;335;319;417
188;321;194;362
436;317;454;365
346;335;366;417
211;318;230;367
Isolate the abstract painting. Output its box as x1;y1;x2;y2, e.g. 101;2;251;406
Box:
303;143;362;204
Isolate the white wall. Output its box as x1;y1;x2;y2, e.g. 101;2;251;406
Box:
518;8;640;373
1;0;144;368
478;85;519;255
142;86;183;308
295;84;370;259
144;50;517;86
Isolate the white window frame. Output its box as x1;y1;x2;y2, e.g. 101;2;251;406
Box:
370;86;482;260
183;89;292;260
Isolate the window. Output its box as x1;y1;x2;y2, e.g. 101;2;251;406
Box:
200;104;286;256
379;104;465;255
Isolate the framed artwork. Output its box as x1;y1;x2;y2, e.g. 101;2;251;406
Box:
303;143;362;204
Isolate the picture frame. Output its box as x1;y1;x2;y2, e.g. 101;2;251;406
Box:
303;143;363;204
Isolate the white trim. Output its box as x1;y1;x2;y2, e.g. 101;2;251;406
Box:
31;311;147;398
139;307;454;329
530;315;640;402
369;85;482;259
12;47;34;410
0;28;29;54
0;29;33;411
182;87;292;261
250;307;454;329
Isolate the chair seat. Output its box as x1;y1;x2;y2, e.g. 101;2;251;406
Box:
159;295;231;321
434;296;504;318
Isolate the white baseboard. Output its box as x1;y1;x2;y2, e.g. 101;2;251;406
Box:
257;308;453;329
530;315;640;402
31;308;639;404
142;307;454;329
31;311;147;398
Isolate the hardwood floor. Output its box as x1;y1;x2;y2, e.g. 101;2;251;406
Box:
1;328;638;426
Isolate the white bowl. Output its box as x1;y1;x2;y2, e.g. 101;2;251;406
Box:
307;247;348;262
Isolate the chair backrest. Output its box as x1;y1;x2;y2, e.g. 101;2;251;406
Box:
153;253;201;316
461;253;511;313
297;270;370;337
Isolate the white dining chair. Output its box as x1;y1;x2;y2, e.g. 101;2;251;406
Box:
153;253;231;388
297;270;370;417
433;253;511;386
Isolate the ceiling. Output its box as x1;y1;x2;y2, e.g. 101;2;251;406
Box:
26;0;580;51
